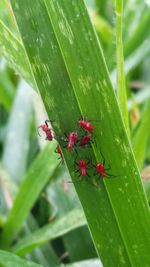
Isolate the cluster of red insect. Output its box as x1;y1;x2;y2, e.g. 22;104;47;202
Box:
61;119;94;151
38;118;113;187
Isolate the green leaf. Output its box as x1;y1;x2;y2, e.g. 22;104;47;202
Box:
132;99;150;169
63;258;102;267
1;142;58;248
128;88;150;111
92;14;113;44
12;209;86;256
95;0;113;25
24;215;60;267
0;68;15;111
26;241;59;267
111;39;150;87
123;1;146;42
64;227;97;261
2;82;32;183
124;39;150;75
8;0;150;266
0;165;18;216
0;249;43;267
124;10;150;57
47;169;96;261
0;0;19;34
0;20;35;88
144;179;150;203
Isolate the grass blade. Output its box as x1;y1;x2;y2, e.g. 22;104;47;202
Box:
0;68;15;111
2;81;32;183
64;258;102;267
124;10;150;57
144;179;150;203
0;20;35;88
12;209;86;256
111;39;150;87
1;142;58;248
0;249;43;267
132;99;150;169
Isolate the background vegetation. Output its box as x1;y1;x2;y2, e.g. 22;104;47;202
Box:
0;0;150;267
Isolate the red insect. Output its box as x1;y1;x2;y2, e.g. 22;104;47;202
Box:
75;159;90;177
38;120;53;141
67;131;78;150
78;119;94;132
55;145;64;161
94;151;115;179
94;161;116;181
95;162;107;177
79;133;93;147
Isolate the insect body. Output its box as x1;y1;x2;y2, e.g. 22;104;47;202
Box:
93;150;115;183
76;159;89;177
95;162;107;177
38;120;53;141
79;133;92;147
67;131;78;150
78;119;94;132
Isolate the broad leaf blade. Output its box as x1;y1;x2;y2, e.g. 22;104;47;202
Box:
43;0;150;264
0;249;43;267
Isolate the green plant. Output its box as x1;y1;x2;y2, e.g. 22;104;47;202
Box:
0;1;150;267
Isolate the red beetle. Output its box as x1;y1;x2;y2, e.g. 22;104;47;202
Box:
38;120;53;141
